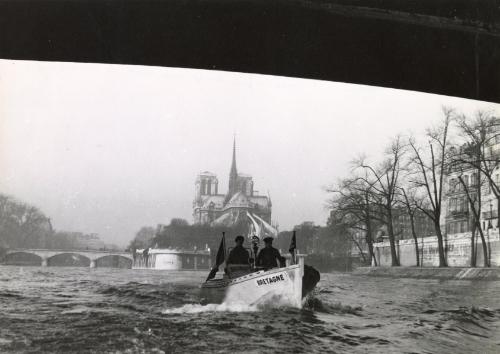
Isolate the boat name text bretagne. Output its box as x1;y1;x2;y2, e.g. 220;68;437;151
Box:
256;273;286;286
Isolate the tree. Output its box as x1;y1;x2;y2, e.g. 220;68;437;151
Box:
397;186;426;266
127;226;156;251
0;194;53;249
305;220;353;272
151;218;251;262
408;107;454;267
455;111;500;227
456;173;489;267
327;177;379;266
293;222;317;254
325;214;354;260
354;136;406;266
170;218;189;227
449;110;499;267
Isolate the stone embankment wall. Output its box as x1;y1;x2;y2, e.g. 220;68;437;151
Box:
353;267;500;280
373;231;500;267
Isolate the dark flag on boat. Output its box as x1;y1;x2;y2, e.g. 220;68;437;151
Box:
206;232;226;281
289;230;297;264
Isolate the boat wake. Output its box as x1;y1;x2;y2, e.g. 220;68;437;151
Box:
163;302;259;314
303;291;363;316
165;292;315;314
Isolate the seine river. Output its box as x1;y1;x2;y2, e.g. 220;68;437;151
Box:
0;266;499;353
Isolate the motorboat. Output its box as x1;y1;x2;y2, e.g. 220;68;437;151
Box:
200;232;320;309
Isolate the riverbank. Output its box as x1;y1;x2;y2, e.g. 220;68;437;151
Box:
353;266;500;280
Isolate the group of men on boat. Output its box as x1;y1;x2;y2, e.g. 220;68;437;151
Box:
205;230;298;281
227;235;285;271
202;231;320;307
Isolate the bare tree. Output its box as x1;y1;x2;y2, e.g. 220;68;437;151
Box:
445;149;478;266
450;110;499;267
455;111;500;227
397;186;426;267
455;173;490;267
408;107;454;267
327;178;380;266
354;137;406;266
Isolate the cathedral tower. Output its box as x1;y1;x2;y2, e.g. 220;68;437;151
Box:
226;137;239;202
195;172;218;201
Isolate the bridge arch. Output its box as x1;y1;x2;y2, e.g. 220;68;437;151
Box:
47;253;91;267
94;255;133;268
3;251;43;266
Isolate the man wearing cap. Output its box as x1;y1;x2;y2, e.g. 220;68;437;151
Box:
257;237;285;270
227;235;250;265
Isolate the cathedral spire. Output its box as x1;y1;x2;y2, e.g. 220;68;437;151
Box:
230;136;238;178
226;136;239;202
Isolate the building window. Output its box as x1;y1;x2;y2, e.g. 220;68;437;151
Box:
201;180;206;195
449;178;456;192
471;173;478;187
451;198;457;212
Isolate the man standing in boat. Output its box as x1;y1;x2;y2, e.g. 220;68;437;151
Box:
226;235;250;265
257;237;286;270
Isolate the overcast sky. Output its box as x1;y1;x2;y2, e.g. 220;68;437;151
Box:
0;59;498;247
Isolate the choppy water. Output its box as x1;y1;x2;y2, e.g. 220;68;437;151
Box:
0;266;499;353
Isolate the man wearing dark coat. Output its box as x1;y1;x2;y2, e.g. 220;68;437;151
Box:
257;237;285;270
227;235;250;265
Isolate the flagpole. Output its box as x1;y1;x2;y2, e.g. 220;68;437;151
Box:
293;230;296;264
205;231;227;281
289;230;297;265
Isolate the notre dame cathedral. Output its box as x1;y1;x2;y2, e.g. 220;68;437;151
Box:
192;140;273;228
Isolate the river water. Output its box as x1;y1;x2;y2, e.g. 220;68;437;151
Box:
0;266;499;353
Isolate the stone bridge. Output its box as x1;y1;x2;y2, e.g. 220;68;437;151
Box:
3;249;133;268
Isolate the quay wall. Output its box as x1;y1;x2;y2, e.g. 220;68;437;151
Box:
373;231;500;267
353;267;500;280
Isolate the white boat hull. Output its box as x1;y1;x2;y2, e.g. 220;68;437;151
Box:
201;264;304;309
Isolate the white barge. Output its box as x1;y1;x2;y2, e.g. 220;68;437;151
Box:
133;248;212;270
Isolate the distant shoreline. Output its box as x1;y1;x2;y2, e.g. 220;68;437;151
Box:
353;267;500;280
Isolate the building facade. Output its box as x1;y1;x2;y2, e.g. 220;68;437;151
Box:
393;208;435;240
443;136;500;236
353;120;500;267
192;140;272;227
